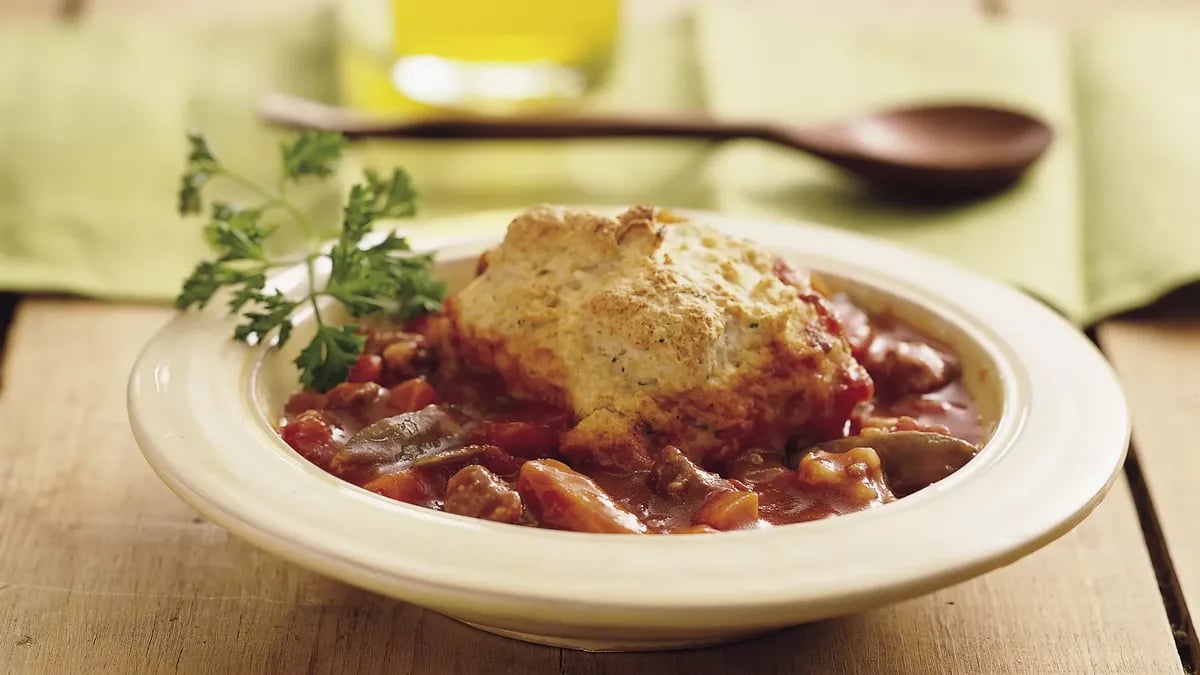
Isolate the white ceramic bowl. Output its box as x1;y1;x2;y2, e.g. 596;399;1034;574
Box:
128;209;1128;652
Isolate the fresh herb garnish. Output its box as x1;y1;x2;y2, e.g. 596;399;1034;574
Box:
175;130;445;392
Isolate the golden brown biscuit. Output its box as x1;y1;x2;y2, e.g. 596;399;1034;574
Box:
452;205;872;469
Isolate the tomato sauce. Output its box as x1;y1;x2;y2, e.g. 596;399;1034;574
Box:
279;295;981;534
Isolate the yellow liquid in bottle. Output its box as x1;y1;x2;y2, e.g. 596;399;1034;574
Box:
338;0;619;112
392;0;619;64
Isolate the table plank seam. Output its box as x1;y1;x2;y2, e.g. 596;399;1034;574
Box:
59;0;84;20
979;0;1005;16
1090;322;1197;673
1124;445;1199;673
0;294;19;390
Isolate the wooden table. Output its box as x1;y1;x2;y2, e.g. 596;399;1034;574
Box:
1;1;1197;673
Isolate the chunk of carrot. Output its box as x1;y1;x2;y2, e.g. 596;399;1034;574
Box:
694;491;760;531
347;353;383;383
516;459;646;534
362;469;429;505
387;378;440;413
466;421;560;459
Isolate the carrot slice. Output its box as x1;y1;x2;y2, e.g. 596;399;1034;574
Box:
694;491;760;531
517;459;646;534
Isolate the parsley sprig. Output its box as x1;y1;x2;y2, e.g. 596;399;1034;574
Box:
175;130;445;392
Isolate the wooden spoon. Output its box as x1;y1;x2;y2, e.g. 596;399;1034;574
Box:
259;92;1053;199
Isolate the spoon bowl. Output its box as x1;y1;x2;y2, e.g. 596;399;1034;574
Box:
788;105;1053;197
259;93;1053;200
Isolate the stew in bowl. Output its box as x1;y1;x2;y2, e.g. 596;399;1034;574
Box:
277;205;984;534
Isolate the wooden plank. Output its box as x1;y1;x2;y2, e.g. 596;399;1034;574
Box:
1098;291;1200;666
0;0;72;21
998;0;1199;24
702;0;983;19
85;0;979;18
84;0;980;23
0;301;1183;673
82;0;327;18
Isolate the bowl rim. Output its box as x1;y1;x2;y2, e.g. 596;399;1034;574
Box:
128;207;1128;622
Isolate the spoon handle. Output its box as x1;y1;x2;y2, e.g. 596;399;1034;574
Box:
258;93;782;145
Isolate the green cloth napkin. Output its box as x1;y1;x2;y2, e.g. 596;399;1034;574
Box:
0;5;1198;325
1076;10;1200;319
0;13;339;300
